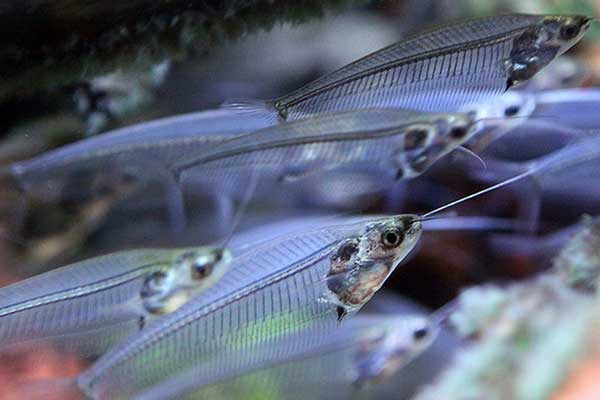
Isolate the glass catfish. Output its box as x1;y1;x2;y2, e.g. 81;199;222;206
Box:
133;314;437;400
1;109;272;231
173;108;478;200
225;14;591;121
0;245;232;358
76;213;422;399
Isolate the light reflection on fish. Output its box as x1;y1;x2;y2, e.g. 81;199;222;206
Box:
0;246;231;358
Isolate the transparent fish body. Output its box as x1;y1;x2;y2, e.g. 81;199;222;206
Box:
8;109;271;196
475;133;600;217
78;214;423;399
531;88;600;131
174;109;477;200
132;314;436;400
2;109;271;233
488;217;600;262
0;246;231;357
479;119;597;162
250;14;589;121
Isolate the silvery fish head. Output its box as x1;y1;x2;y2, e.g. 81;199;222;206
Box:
395;113;476;178
325;215;422;318
506;15;591;86
141;247;232;315
353;315;436;387
540;15;592;55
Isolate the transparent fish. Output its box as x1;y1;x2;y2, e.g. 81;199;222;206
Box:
464;133;600;226
477;119;597;162
224;14;591;121
173;108;478;199
530;87;600;131
488;217;600;264
132;314;436;400
0;245;231;358
362;293;462;400
466;88;600;154
2;109;272;231
479;133;600;194
77;213;423;399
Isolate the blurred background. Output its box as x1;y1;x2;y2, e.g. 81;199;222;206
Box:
0;0;599;398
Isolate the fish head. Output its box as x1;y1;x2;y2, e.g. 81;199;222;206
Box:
141;247;233;315
394;113;476;178
358;214;422;262
507;15;591;86
325;215;422;311
538;15;592;55
353;315;436;387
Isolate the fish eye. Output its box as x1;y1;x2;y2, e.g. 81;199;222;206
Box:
404;129;429;150
413;326;428;340
560;23;580;40
449;126;468;140
192;260;214;279
381;229;404;248
504;105;520;117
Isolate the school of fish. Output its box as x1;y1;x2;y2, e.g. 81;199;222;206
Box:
0;12;597;399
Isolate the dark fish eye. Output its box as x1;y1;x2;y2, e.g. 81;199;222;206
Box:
449;126;468;140
560;23;580;40
381;229;404;248
413;327;428;340
404;129;429;150
192;261;213;279
504;105;520;117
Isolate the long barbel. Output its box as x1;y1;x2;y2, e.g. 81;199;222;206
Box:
225;14;591;121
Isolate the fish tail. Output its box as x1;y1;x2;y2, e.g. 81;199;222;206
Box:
220;98;282;124
11;377;83;400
